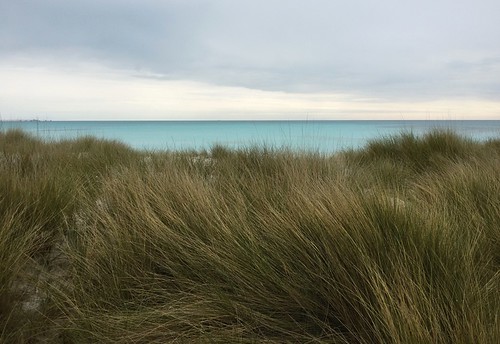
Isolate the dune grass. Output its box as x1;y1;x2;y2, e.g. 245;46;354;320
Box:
0;128;499;343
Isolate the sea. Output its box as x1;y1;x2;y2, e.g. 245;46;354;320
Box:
1;120;500;153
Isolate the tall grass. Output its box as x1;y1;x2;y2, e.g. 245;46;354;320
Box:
0;129;499;343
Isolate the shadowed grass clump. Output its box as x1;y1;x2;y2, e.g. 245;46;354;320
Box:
352;130;480;169
0;129;499;343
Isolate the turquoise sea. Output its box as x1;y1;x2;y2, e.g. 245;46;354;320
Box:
2;120;500;153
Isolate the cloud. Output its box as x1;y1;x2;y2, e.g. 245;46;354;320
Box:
0;0;209;70
1;0;500;112
1;63;499;120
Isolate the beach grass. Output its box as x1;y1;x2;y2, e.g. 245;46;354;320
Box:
0;129;498;343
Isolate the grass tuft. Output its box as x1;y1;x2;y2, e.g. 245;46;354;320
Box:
1;128;499;343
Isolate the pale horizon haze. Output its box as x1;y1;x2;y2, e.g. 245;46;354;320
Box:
1;0;500;120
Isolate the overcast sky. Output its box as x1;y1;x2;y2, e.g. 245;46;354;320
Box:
1;0;499;120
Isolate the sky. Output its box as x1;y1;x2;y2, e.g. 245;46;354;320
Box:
1;0;499;120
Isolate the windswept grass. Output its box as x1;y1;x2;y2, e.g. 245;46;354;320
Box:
1;129;499;343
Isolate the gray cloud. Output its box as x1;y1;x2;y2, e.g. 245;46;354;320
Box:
1;0;500;100
1;0;209;70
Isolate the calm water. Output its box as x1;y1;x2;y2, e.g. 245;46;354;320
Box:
2;120;500;153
